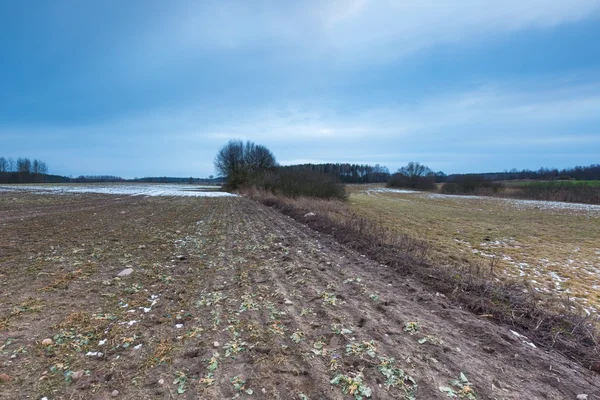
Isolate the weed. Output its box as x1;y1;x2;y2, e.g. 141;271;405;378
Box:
239;294;260;312
290;330;305;344
322;292;337;306
346;340;377;358
200;372;215;387
378;357;417;399
207;352;220;371
173;371;187;394
300;307;315;316
403;322;420;335
196;292;225;307
230;375;253;395
223;339;247;358
439;372;477;399
312;339;327;356
330;372;372;399
329;354;341;370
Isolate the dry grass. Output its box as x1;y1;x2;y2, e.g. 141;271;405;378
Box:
349;185;600;317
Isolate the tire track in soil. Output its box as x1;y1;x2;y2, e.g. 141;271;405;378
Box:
173;197;600;399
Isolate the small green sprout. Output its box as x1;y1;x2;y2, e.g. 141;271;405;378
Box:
173;371;187;394
440;372;477;399
346;340;377;358
378;357;417;399
403;321;420;335
290;330;305;344
322;292;337;306
330;372;372;399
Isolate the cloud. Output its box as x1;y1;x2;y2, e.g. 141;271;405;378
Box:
120;0;600;71
2;74;598;177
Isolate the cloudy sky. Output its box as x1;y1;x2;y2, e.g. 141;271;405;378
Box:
1;1;599;178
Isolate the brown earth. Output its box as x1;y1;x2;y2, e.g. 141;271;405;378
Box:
0;192;599;399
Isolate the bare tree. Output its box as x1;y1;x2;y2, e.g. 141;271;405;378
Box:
32;159;40;175
397;161;433;178
0;157;7;173
7;157;15;172
389;161;436;190
214;140;276;188
39;161;48;175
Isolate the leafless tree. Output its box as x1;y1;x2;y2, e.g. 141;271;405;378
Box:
0;157;7;173
7;157;15;172
214;140;276;188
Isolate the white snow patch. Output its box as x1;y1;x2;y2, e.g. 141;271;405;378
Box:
0;184;236;197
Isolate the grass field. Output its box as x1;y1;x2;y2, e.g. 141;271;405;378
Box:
349;185;600;317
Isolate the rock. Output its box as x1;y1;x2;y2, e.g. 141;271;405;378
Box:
577;395;588;400
304;212;316;218
284;299;293;305
175;230;181;234
111;389;119;397
41;338;53;346
138;245;146;249
71;370;85;381
116;268;133;277
213;341;220;348
158;379;164;385
0;373;12;383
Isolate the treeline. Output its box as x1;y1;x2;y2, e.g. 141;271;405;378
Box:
0;156;53;184
443;164;600;183
281;163;390;183
132;177;223;184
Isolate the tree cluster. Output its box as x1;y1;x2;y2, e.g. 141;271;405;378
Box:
0;156;49;183
214;140;277;188
280;163;390;184
387;161;438;190
444;164;600;183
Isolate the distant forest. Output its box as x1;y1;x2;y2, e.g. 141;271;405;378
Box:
443;164;600;183
0;156;67;184
280;163;391;183
278;163;600;184
2;153;599;186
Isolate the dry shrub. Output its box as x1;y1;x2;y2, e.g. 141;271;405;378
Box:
248;189;600;372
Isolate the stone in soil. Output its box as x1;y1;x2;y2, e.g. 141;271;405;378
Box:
116;268;134;277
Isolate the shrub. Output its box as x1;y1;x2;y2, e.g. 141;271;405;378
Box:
251;168;347;200
441;175;503;194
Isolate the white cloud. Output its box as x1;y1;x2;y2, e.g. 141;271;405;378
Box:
123;0;600;70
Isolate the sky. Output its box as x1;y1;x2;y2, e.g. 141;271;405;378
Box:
1;1;600;178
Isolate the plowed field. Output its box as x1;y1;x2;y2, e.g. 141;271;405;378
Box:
1;191;598;399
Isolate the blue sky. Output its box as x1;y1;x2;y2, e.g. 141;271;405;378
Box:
1;1;599;178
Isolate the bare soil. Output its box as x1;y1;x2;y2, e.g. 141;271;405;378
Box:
1;192;599;399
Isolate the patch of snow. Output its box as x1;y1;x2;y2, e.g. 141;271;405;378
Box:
369;188;421;194
0;184;236;197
